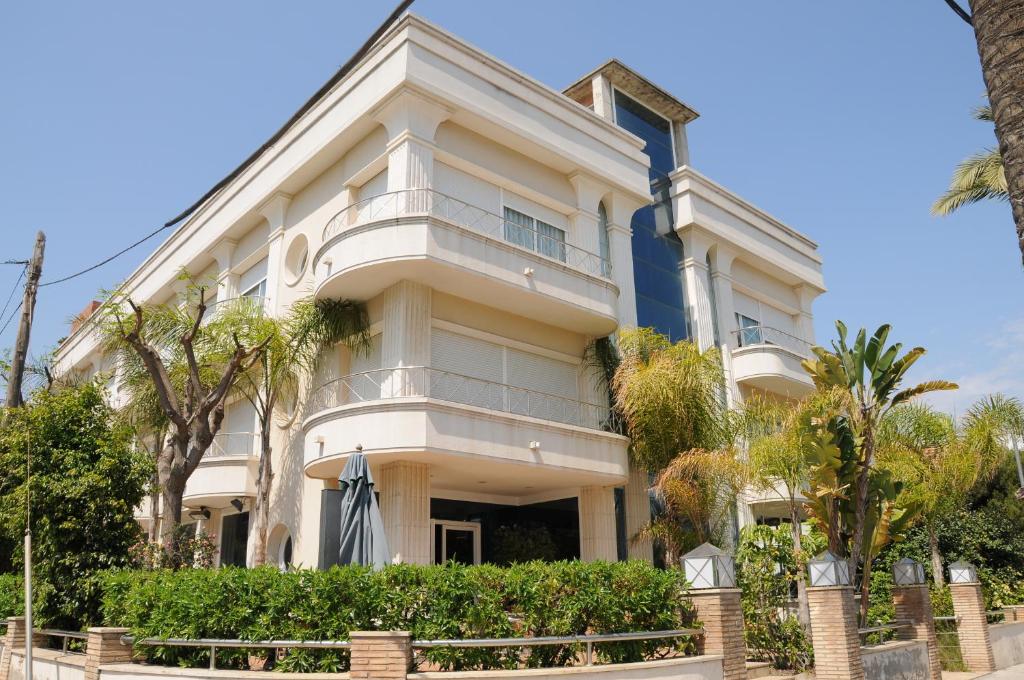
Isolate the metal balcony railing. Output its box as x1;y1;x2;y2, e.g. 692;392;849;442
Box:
308;366;618;432
205;432;258;458
732;325;813;357
321;189;611;278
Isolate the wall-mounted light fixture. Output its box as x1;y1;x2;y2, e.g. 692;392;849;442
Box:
230;498;245;512
188;507;211;521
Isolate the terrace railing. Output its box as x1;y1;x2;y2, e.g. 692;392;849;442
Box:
308;366;619;432
321;189;611;279
733;325;813;357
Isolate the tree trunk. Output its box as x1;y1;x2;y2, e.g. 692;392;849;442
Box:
859;558;873;627
849;425;875;588
147;434;164;542
249;423;273;567
929;524;945;587
969;0;1024;264
790;500;811;633
158;437;188;554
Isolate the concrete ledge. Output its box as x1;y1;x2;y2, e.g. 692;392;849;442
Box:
99;663;350;680
991;620;1024;669
861;640;929;680
409;655;724;680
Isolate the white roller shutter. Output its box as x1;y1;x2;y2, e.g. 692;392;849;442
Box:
507;348;578;422
430;329;504;410
348;334;382;402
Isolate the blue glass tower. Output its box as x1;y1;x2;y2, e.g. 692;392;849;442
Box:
612;91;689;341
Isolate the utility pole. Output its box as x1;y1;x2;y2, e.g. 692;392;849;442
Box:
5;231;45;408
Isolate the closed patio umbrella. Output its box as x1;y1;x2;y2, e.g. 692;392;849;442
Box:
337;453;391;568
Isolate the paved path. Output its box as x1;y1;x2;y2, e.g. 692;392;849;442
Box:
943;665;1024;678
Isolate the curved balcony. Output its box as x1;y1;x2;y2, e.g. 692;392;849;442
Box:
302;367;629;497
312;190;619;335
730;326;814;398
183;432;259;510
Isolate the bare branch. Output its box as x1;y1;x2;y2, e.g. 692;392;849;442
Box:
181;287;207;402
121;299;187;430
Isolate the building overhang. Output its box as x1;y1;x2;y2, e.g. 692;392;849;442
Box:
564;59;700;124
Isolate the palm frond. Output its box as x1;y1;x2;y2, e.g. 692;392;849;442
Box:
932;148;1008;216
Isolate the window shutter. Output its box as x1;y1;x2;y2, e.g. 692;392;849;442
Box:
506;349;578;422
348;334;382;402
431;329;504;410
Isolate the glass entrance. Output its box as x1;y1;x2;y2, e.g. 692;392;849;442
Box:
431;520;481;565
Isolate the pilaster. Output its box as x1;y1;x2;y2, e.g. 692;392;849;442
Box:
211;239;239;300
381;281;431;397
591;74;614;120
607;196;642;327
378;462;430;565
578;485;617;562
950;582;995;672
257;193;292;315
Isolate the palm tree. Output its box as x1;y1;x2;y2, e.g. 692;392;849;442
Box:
213;296;368;566
611;327;740;561
878;395;1024;586
932;105;1009;216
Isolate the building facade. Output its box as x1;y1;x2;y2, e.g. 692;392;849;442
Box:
53;14;824;569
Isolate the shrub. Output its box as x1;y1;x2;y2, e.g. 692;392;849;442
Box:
100;561;694;672
735;525;813;671
0;574;22;619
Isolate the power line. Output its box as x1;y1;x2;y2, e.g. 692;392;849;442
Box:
0;267;26;323
0;301;23;337
39;222;173;287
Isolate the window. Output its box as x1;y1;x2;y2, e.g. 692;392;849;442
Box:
736;313;762;347
502;207;566;263
239;258;268;299
220;511;250;567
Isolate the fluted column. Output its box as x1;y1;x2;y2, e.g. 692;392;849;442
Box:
378;462;431;565
578;486;617;561
679;229;715;351
257;193;292;315
624;465;652;562
381;281;431;397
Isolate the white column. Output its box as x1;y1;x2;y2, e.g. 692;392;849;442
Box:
579;486;618;562
381;280;431;396
608;195;643;327
211;239;238;301
795;284;818;345
257;193;292;315
672;121;690;168
709;247;737;351
568;172;609;269
624;465;653;562
679;229;715;351
379;461;431;565
375;91;450;212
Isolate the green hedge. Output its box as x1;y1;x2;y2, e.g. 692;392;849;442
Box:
101;561;694;672
0;574;22;619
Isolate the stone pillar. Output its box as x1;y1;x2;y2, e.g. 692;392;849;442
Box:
690;589;746;680
349;631;410;680
950;582;996;672
607;196;643;327
624;465;652;563
893;584;942;680
211;238;238;303
678;230;716;352
0;617;27;680
379;462;430;565
578;486;617;561
381;281;431;397
795;285;818;346
708;247;737;352
590;74;614;120
807;586;864;680
375;90;450;215
84;627;132;680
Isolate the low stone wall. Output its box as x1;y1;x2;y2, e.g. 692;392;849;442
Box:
86;656;723;680
991;620;1024;670
860;640;929;680
8;648;86;680
408;656;723;680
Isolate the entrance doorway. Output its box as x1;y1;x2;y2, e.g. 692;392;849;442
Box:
431;520;481;565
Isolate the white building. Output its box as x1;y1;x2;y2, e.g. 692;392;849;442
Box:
52;13;825;568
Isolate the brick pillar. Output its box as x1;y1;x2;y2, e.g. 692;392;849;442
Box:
690;588;746;680
807;586;864;680
950;583;995;672
0;617;27;680
1005;604;1024;622
893;585;941;680
84;627;132;680
350;631;410;680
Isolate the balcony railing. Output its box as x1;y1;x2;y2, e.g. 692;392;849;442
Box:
321;189;611;278
732;325;813;357
308;366;617;431
206;432;258;458
201;295;268;322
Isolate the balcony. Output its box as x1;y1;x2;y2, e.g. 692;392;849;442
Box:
312;190;619;335
302;367;629;497
730;325;814;398
182;432;259;510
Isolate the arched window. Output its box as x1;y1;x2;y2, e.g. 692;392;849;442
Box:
597;202;611;277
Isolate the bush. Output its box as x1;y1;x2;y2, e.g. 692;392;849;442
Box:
0;574;22;619
735;526;813;671
101;561;694;672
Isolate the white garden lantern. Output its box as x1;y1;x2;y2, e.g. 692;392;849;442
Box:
681;542;736;589
893;557;926;586
949;561;979;584
808;550;851;587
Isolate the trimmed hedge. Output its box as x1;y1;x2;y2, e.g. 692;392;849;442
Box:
101;561;694;672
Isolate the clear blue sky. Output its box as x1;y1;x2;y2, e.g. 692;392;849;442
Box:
1;1;1018;413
